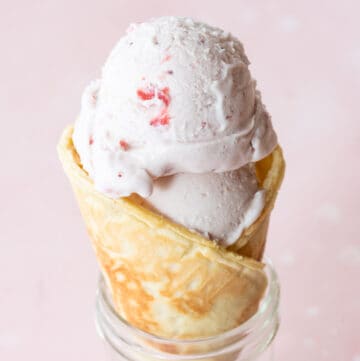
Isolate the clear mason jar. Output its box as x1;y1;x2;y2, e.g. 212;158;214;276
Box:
95;259;280;361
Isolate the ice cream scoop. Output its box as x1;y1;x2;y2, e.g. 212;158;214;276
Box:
142;165;265;247
73;16;276;198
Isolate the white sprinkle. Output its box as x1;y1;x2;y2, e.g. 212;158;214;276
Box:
315;202;341;223
352;355;360;361
278;15;300;33
306;306;319;317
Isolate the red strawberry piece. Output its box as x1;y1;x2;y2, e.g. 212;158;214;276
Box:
150;111;170;126
157;87;170;106
119;140;129;151
137;86;155;100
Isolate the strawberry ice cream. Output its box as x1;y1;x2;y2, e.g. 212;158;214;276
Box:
72;16;277;245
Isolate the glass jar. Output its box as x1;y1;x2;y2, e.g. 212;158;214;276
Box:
95;260;280;361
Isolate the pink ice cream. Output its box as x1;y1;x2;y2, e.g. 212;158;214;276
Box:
73;16;277;246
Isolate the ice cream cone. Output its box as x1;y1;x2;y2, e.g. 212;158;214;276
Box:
58;125;284;339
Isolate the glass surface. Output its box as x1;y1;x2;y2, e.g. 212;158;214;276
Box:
95;259;280;361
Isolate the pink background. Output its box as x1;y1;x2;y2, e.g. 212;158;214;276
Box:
1;1;359;360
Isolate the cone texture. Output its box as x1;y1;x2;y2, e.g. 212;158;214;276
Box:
58;125;284;339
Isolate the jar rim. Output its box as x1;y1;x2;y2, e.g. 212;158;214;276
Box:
96;257;280;346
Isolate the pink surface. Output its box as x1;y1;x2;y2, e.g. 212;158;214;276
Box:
1;1;359;360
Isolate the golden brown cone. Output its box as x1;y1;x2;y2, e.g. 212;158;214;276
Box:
57;125;284;340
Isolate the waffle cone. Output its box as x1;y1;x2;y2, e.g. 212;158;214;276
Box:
58;125;284;339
